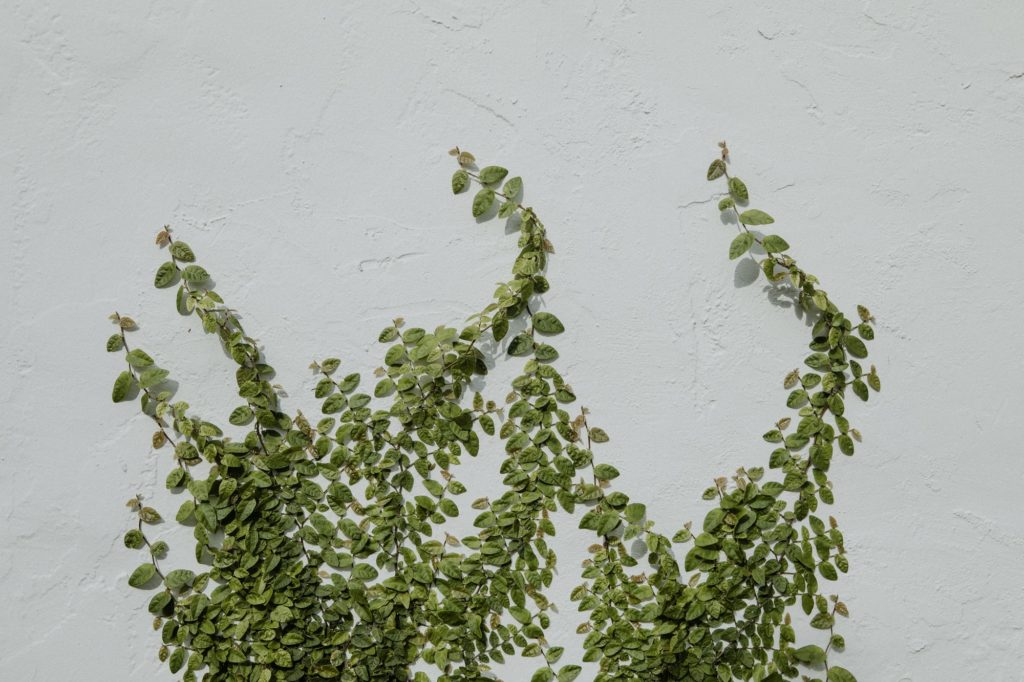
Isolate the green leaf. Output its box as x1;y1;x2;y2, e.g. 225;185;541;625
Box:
534;343;558;362
673;527;693;542
838;434;855;455
175;500;195;523
147;591;172;615
126;349;154;368
503;176;523;198
154;261;177;288
728;176;748;202
112;371;133;402
374;378;395;398
106;333;124;352
694;533;718;547
739;209;774;225
867;371;881;392
181;265;209;283
451;169;469;194
792;645;826;664
492;315;509;342
165;467;186;488
787;389;809;408
322;394;347;414
729;232;754;260
706;159;726;180
852;379;869;401
718;196;734;211
624;503;646;523
597;512;619;536
589;427;610;443
384;345;406;367
509;606;532;624
805;353;830;371
593;463;619;480
761;235;790;253
175;285;189;315
128;563;157;588
508;334;534;357
704;503;729;532
472;189;495;217
478;166;508;184
558;665;582;682
533;312;565;335
828;667;857;682
170;241;195;262
165;569;196;590
844;335;868;358
809;613;834;629
168;647;186;673
124;529;145;549
139;368;169;389
229;406;254;425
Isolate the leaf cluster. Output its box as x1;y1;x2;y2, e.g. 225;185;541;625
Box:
107;146;879;682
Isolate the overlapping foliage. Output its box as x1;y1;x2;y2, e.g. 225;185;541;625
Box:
108;145;879;682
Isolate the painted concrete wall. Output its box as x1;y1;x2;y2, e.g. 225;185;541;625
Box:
2;2;1023;679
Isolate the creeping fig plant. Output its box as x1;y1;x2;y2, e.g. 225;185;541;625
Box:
109;145;878;682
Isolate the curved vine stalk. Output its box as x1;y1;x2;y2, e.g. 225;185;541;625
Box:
107;144;878;682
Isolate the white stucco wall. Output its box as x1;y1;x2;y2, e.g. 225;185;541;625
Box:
2;2;1023;680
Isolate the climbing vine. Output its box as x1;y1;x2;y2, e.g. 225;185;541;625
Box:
107;144;879;682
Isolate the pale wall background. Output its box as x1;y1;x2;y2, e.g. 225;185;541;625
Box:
2;2;1023;680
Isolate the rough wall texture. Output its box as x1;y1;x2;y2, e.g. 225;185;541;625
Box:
2;2;1023;680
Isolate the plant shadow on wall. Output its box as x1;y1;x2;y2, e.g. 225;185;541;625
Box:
107;143;880;682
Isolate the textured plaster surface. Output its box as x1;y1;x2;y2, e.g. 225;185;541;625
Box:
2;2;1023;680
